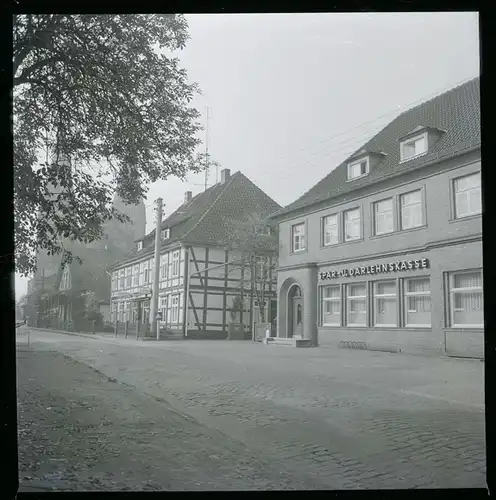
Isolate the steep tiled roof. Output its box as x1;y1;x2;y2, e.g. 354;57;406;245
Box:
113;172;281;267
271;77;480;219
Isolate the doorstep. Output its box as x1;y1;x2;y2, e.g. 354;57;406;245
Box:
263;337;312;348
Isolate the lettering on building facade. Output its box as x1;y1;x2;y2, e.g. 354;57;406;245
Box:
319;258;430;281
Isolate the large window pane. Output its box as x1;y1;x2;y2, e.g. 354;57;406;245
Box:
400;190;423;230
454;173;481;218
322;285;341;326
375;199;394;235
404;277;431;326
323;215;339;245
450;271;484;327
344;209;361;241
373;280;397;326
346;283;366;326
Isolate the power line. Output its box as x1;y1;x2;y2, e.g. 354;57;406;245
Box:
263;75;477;168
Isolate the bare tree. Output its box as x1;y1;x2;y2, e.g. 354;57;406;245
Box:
225;212;279;323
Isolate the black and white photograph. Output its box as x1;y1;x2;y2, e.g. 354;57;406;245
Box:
13;12;484;492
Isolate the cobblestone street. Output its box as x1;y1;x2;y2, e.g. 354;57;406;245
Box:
17;328;486;490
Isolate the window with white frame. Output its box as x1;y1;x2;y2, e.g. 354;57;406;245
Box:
321;285;341;326
400;132;427;161
111;272;117;291
347;158;369;180
404;277;431;327
454;172;481;219
160;255;167;279
149;259;155;284
171;295;179;323
291;223;306;252
323;214;339;246
125;267;132;288
172;250;180;277
139;262;144;286
118;302;125;322
124;301;131;322
374;198;394;235
118;269;125;290
132;264;139;286
160;297;168;323
373;280;397;327
144;261;149;284
449;270;484;328
346;283;367;326
161;228;170;240
400;190;423;230
137;241;143;251
344;208;361;241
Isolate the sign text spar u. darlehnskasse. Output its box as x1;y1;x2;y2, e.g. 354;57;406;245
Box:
319;258;430;280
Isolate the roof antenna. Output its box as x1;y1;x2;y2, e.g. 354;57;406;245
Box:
204;107;210;191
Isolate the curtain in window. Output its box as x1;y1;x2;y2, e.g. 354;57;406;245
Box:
373;281;396;326
452;272;483;326
324;215;338;245
405;278;431;326
347;283;366;325
322;286;340;325
345;210;360;240
401;191;422;229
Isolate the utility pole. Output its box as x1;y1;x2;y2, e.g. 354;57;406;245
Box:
204;106;210;191
151;197;163;339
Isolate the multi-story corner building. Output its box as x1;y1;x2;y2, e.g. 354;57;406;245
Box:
109;169;280;339
269;77;482;358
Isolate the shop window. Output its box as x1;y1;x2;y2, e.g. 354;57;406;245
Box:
373;280;397;327
400;190;423;230
449;270;484;328
454;172;481;219
323;214;339;246
346;283;366;326
404;277;431;327
291;223;306;252
374;198;394;235
344;208;361;241
321;285;341;326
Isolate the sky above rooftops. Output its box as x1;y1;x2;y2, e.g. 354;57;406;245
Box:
15;12;479;299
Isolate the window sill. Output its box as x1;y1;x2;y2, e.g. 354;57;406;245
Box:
289;248;309;256
448;213;482;224
321;237;363;250
369;224;426;240
399;151;428;164
447;326;484;331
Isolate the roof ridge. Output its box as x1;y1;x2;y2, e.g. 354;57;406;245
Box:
180;172;239;241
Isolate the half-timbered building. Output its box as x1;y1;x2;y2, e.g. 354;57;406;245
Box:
109;169;281;339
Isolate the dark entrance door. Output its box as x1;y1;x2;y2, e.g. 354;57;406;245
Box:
292;298;303;338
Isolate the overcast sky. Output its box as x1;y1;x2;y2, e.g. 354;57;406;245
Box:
15;12;479;299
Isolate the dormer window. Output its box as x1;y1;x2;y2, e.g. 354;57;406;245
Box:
400;132;428;162
347;157;369;181
161;228;170;240
137;241;143;251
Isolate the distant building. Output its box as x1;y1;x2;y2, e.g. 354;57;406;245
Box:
25;156;147;330
109;169;280;339
269;77;482;358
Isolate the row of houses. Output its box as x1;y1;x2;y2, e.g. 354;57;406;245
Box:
26;77;482;358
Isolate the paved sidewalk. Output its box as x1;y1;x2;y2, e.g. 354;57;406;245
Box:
17;348;318;491
20;329;487;490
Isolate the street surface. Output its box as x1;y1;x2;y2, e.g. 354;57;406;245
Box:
16;328;486;491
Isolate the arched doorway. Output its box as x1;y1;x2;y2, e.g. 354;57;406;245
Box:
287;284;303;338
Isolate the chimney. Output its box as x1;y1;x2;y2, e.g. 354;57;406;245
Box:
184;191;192;204
221;168;231;184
